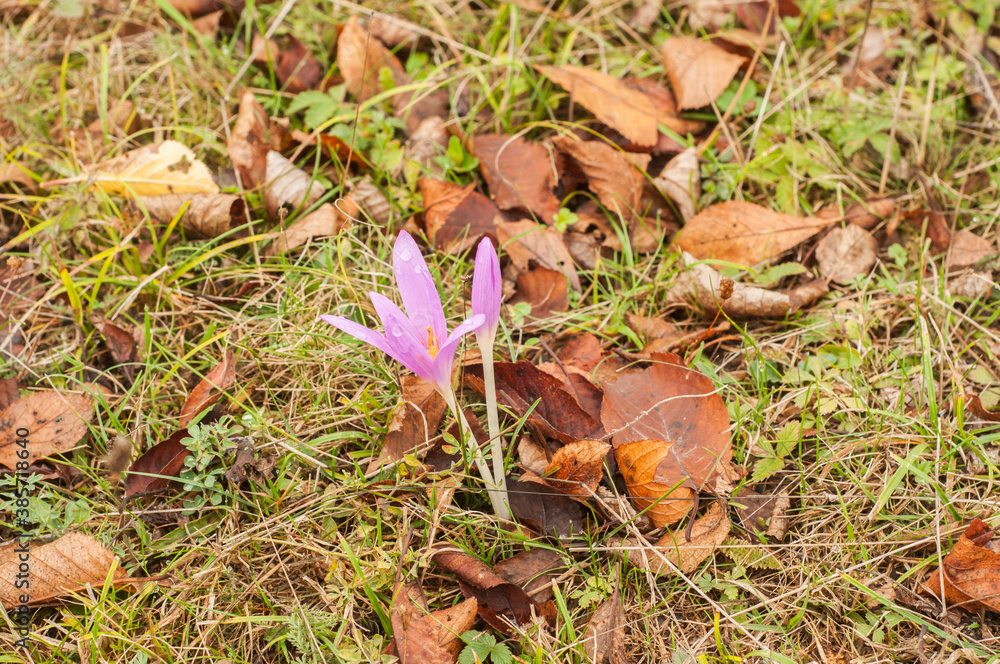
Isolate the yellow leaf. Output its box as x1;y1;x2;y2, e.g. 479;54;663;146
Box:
88;141;219;197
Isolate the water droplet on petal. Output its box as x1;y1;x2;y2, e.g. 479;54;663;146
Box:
414;265;422;275
391;326;404;337
399;247;412;261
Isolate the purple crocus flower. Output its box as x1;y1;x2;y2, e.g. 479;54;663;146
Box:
471;237;502;345
319;230;484;395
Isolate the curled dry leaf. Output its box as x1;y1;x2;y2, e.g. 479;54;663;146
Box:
497;218;581;291
433;548;544;635
418;178;499;253
0;532;143;609
224;437;276;484
139;193;246;239
553;137;650;220
178;349;236;427
948;229;995;269
191;9;222;36
77;141;219;197
583;586;626;664
601;351;732;523
465;361;604;444
493;548;566;603
653;147;700;222
228;91;269;190
616;439;695;527
815;224;878;285
338;16;407;102
264;151;326;221
369;15;421;48
518;435;550;475
965;393;1000;422
614;501;731;575
0;390;94;467
921;518;1000;613
949;272;995;300
628;0;663;32
816;196;896;231
89;314;140;366
268;199;356;255
673;201;834;266
621;76;707;138
541;439;609;498
661;37;747;110
663;252;828;317
471;134;560;223
352;176;392;224
102;434;134;473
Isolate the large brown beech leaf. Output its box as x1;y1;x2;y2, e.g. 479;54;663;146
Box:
493;548;566;603
921;518;1000;613
465;362;604;444
471;134;560;223
390;580;475;663
496;218;581;291
433;548;551;635
0;390;94;468
601;352;731;497
673;201;834;266
661;37;746;110
0;532;148;608
552;137;650;220
419;178;500;254
613;501;730;575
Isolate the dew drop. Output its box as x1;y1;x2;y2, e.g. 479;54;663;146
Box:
398;247;412;261
391;325;404;337
414;265;422;275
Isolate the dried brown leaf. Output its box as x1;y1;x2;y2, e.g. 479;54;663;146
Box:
815;224;878;284
662;37;746;110
673;201;833;266
616;501;730;575
419;178;499;254
228;91;269;189
268;199;356;254
339;16;407;101
966;393;1000;422
0;163;33;189
816;196;896;231
0;391;94;467
510;474;590;538
616;439;695;526
653;147;700;222
264;151;326;221
552;137;650;220
80;141;219;197
139;193;246;239
542;439;610;498
921;518;1000;613
497;218;580;291
125;428;192;498
471;134;560;223
949;230;995;269
353;176;393;224
583;588;626;664
493;548;566;603
178;350;236;427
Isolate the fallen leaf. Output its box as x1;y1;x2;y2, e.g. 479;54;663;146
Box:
471;134;560;223
102;434;133;474
178;350;236;427
69;141;219;197
366;383;447;474
553;137;650;220
0;379;18;411
628;0;663;32
674;201;833;266
353;176;393;224
662;252;827;317
653;147;700;222
166;0;242;18
511;266;568;323
621;76;707;138
734;484;791;540
949;230;995;269
0;532;144;609
558;333;604;372
537;65;666;148
601;352;732;523
921;518;1000;613
497;218;580;292
252;35;324;93
224;437;275;484
268;199;356;254
404;116;449;172
465;361;604;444
510;474;590;538
369;15;421;48
843;26;895;89
518;435;550;476
493;548;566;603
615;501;731;575
418;178;499;253
815;224;878;284
228;91;270;189
291;128;364;168
124;427;192;498
433;547;543;635
949;272;995;300
966;393;1000;422
626;313;680;342
535;363;603;422
583;587;626;664
264;151;326;221
661;37;747;110
540;439;610;498
191;9;222;36
391;580;476;663
616;439;694;527
0;162;33;189
338;16;407;101
0;390;94;467
816;196;896;231
139;193;246;239
0;259;43;358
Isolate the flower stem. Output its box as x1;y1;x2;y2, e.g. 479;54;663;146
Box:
444;389;511;522
480;351;510;518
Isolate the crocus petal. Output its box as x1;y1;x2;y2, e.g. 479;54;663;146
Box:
392;230;447;344
368;292;440;386
471;237;502;333
428;313;485;390
319;314;393;356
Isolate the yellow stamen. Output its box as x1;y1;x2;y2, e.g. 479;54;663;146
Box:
425;327;439;358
